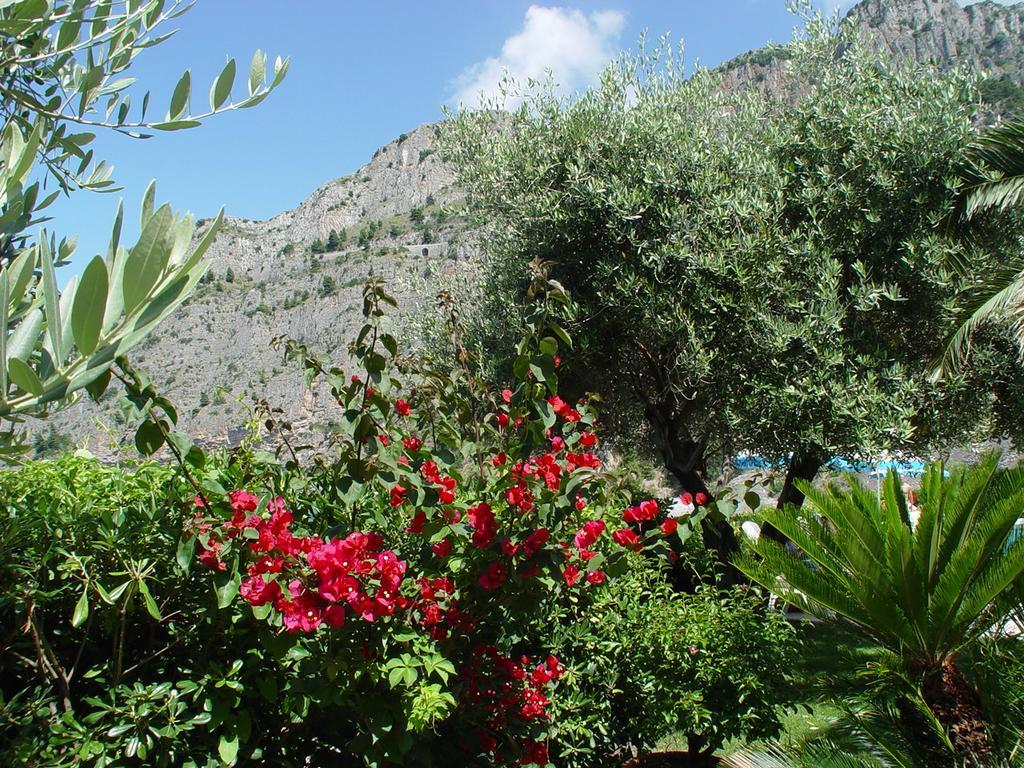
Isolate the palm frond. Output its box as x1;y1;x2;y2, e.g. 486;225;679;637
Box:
964;118;1024;218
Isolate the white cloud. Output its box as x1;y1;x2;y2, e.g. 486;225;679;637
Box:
448;5;625;108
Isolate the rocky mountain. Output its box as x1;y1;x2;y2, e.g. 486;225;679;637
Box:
720;0;1024;112
41;0;1024;458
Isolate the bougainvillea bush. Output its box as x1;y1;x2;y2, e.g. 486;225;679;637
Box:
0;280;796;766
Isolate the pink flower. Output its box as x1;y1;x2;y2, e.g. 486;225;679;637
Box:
501;388;513;403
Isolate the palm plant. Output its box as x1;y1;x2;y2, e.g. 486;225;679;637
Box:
933;117;1024;378
735;454;1024;762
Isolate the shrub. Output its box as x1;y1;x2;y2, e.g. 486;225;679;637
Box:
1;281;720;766
546;559;798;767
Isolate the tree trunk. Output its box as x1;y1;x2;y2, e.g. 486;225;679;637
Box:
761;447;824;544
642;401;740;583
921;661;993;762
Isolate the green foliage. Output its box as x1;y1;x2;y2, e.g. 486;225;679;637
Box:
326;229;345;251
439;15;1024;491
737;456;1024;761
739;456;1024;669
546;561;799;766
0;0;286;456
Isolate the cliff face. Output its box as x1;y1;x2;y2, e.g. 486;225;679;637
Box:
719;0;1024;112
55;123;471;454
43;0;1024;457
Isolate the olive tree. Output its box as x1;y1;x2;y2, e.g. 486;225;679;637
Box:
439;21;1024;516
0;0;287;454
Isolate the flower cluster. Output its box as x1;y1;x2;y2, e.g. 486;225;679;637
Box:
411;576;472;641
200;494;406;633
461;645;564;765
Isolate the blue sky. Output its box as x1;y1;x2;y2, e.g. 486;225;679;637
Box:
46;0;1006;277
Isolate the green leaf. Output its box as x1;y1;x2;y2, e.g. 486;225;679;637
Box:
151;119;202;131
175;537;193;575
217;734;239;765
71;590;89;628
210;58;235;110
138;580;162;620
134;419;165;455
71;256;108;355
40;238;62;360
8;357;43;395
168;69;191;120
248;49;266;95
123;204;174;314
215;571;241;609
85;368;111;401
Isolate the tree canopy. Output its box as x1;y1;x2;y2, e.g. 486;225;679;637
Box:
440;19;1024;504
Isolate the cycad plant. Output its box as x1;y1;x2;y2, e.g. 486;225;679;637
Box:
736;454;1024;763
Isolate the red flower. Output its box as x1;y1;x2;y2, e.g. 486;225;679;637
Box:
492;451;507;467
198;540;226;571
612;528;642;550
550;435;565;452
695;492;708;507
431;537;452;558
478;562;508;590
562;564;581;587
579;432;597;448
402;435;422;452
438;475;457;505
521;527;550;558
240;575;282;606
661;518;679;535
497;412;509;429
323;604;346;628
521;740;549;766
573;519;606;550
623;499;659;523
405;510;426;534
585;570;606;585
575;494;586;511
679;492;693;505
280;589;324;633
390;484;407;507
467;502;497;547
377;433;389;446
395;398;411;416
229;489;259;513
